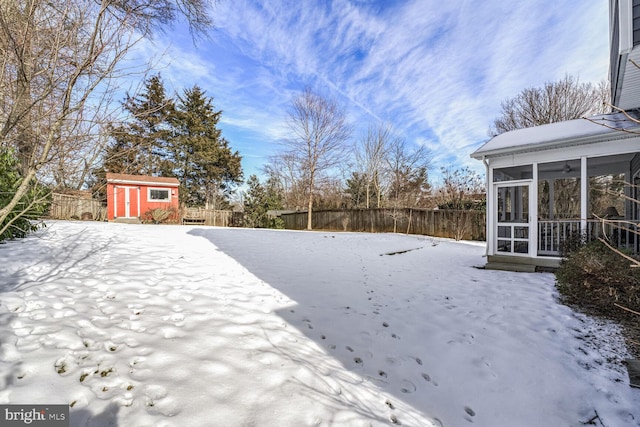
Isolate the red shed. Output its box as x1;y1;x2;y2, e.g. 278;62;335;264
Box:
106;173;180;221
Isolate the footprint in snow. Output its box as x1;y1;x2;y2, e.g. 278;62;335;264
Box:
421;373;438;386
104;342;119;352
464;406;476;422
345;346;354;352
400;379;416;394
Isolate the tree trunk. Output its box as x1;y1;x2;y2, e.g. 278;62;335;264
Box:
306;179;313;230
365;182;370;209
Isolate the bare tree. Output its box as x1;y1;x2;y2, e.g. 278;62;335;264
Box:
281;88;352;230
490;75;609;136
433;166;484;240
0;0;215;235
263;153;309;210
384;138;431;209
354;124;393;208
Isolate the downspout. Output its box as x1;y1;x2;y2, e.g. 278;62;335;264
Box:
482;156;490;257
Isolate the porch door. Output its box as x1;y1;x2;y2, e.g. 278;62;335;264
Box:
495;182;531;255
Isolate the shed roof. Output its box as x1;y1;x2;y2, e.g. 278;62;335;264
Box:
471;111;640;159
106;173;179;186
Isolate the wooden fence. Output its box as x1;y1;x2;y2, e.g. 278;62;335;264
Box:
280;208;486;241
180;207;243;227
48;194;242;227
49;192;107;221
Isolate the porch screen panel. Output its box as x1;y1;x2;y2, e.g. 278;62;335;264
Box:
497;186;529;223
537;159;582;256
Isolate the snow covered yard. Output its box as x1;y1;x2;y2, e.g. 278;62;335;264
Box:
0;221;638;427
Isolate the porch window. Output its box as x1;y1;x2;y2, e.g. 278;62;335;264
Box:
149;188;170;202
493;165;533;182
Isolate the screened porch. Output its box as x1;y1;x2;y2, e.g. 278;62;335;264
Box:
493;154;640;258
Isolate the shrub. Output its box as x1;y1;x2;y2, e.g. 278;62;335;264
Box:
0;150;50;241
557;230;586;258
269;217;285;229
556;239;640;319
142;208;177;224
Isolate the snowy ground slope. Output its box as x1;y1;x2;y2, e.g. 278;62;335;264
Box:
0;221;637;427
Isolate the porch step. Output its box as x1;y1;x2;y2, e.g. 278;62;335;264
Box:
112;218;142;224
484;262;537;273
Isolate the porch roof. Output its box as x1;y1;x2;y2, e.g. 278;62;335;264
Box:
471;110;640;159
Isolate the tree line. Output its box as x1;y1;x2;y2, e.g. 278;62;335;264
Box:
242;76;608;230
243;89;478;230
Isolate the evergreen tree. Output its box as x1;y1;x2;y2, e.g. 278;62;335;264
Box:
0;149;50;241
171;86;242;206
345;172;370;208
93;75;175;201
243;175;284;228
105;74;175;176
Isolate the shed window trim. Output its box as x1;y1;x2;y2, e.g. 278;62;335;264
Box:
148;187;171;202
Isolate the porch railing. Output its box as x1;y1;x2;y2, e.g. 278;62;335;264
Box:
538;219;639;256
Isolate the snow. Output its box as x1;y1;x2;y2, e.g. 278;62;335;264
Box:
471;111;640;158
0;221;638;427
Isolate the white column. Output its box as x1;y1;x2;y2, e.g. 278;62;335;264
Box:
486;160;493;255
548;181;554;220
530;163;538;257
580;157;588;234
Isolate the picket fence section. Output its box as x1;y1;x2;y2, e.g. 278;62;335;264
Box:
48;194;485;240
181;208;242;227
49;192;107;221
280;208;486;241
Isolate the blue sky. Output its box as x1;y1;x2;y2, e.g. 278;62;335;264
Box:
131;0;609;185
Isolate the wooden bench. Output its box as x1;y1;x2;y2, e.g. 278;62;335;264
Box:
182;208;206;225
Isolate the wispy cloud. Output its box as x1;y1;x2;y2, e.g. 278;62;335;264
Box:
130;0;609;181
